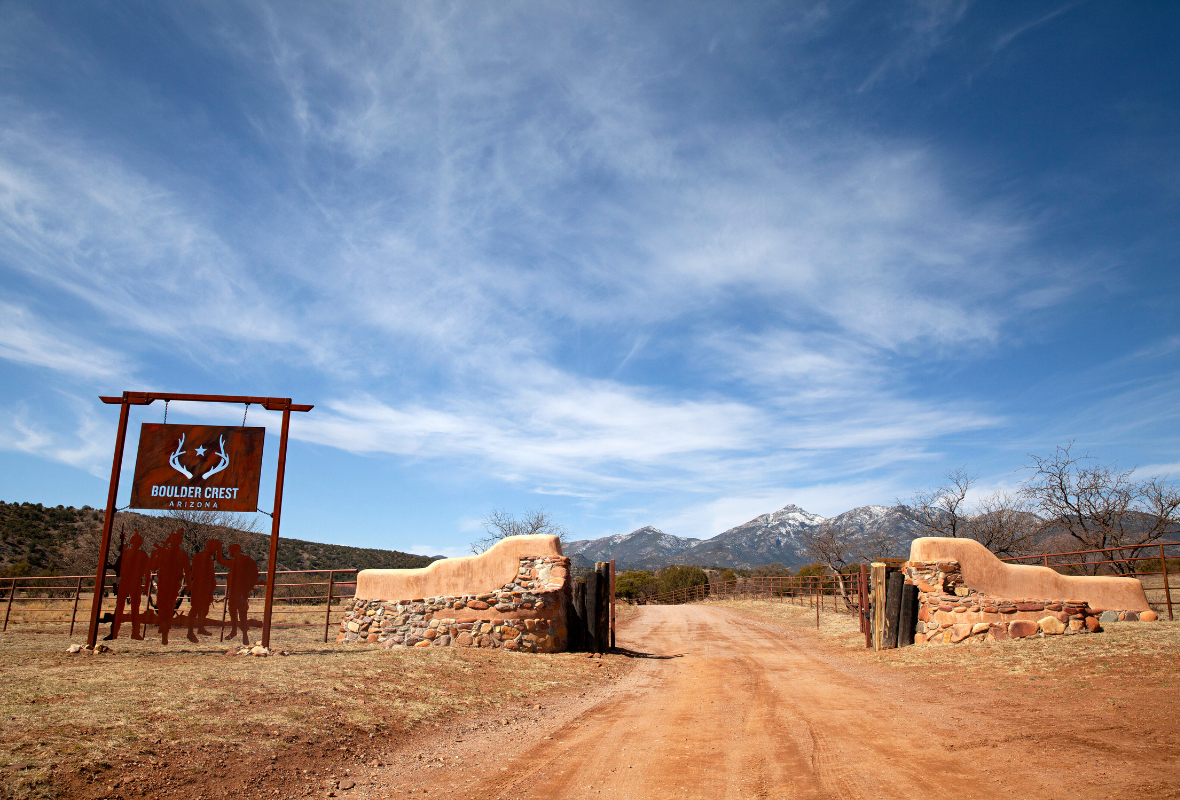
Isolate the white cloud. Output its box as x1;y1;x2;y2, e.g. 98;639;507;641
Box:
0;397;113;478
0;302;130;379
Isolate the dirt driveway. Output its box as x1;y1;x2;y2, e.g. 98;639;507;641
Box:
434;603;1178;800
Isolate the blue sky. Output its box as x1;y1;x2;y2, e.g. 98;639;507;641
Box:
1;2;1178;557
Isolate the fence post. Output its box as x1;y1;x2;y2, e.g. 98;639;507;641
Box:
324;570;336;643
69;576;84;636
3;578;15;632
1161;544;1173;622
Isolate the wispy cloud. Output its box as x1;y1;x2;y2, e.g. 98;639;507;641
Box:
0;302;130;379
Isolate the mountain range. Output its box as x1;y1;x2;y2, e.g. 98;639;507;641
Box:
564;504;923;571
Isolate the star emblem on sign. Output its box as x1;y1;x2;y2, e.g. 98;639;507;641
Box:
195;446;207;456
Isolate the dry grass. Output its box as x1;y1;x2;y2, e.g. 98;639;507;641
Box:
712;596;1180;683
0;626;623;799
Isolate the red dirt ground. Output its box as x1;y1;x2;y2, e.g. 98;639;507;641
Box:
15;602;1180;799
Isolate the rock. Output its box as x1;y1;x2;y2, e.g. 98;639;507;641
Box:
366;634;378;643
1099;611;1119;623
422;629;437;640
432;635;451;647
1016;603;1045;612
1141;610;1159;622
503;639;520;651
989;625;1009;641
456;632;474;647
467;601;490;610
1069;619;1084;631
954;587;970;597
1085;616;1102;632
413;640;432;648
971;623;990;635
339;780;355;790
1123;611;1140;622
950;624;974;643
1038;616;1065;635
1008;620;1039;638
346;621;361;633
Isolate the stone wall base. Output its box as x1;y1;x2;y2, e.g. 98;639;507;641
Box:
337;555;571;653
905;559;1159;647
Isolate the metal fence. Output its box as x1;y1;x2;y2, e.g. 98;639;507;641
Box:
637;575;861;615
634;542;1180;623
1001;541;1179;621
0;568;359;642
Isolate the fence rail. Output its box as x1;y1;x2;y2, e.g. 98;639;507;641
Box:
636;575;861;616
634;542;1180;622
0;568;359;642
1001;541;1179;620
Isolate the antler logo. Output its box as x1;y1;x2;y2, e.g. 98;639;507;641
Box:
168;433;231;480
169;434;193;479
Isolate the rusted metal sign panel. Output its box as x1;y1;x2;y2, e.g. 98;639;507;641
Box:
130;423;265;512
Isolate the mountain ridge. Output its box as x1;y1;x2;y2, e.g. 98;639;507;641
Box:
565;503;923;570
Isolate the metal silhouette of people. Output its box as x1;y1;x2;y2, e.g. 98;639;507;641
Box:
109;530;150;640
186;538;222;643
151;530;191;645
216;543;259;645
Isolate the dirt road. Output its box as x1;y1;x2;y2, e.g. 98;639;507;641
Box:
436;604;1168;800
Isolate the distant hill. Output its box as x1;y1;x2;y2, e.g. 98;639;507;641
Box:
0;501;436;576
565;503;924;570
565;526;700;571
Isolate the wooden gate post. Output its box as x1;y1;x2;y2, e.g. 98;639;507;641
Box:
609;559;616;650
870;563;886;651
1160;544;1173;622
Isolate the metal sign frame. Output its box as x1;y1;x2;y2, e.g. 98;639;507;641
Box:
86;392;313;649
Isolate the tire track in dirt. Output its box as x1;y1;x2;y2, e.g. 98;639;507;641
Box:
396;605;1105;799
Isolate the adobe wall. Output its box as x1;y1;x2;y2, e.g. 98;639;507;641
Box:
904;538;1159;646
339;535;571;653
909;537;1150;612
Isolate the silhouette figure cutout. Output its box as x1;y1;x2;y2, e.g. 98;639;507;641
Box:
151;530;191;645
217;543;259;646
109;530;150;641
186;538;221;643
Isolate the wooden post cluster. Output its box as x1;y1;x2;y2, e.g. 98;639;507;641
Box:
869;563;919;651
569;562;612;653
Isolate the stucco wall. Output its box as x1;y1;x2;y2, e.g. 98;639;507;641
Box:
356;534;563;601
909;537;1150;612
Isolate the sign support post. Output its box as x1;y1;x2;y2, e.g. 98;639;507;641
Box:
86;394;134;649
261;405;291;649
86;392;312;650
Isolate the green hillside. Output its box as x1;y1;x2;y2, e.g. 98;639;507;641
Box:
0;501;436;576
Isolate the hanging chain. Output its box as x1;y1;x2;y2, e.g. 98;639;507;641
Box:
163;399;169;424
242;402;250;427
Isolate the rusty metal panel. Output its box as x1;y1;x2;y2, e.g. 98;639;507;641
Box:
129;423;265;512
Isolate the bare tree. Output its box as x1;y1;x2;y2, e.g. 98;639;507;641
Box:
162;508;259;557
1023;442;1180;573
470;508;569;555
960;490;1042;557
897;467;975;538
797;521;858;576
797;520;912;611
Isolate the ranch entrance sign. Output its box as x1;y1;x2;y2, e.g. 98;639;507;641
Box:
86;392;313;650
130;423;266;512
